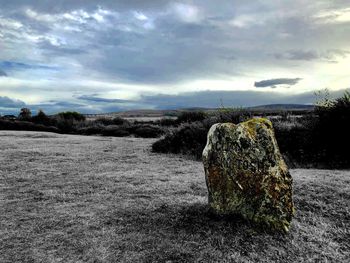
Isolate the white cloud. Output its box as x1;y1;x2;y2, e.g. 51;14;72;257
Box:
1;1;350;112
25;9;57;22
314;7;350;24
229;14;264;28
134;11;148;21
171;3;201;23
0;17;23;29
25;7;113;25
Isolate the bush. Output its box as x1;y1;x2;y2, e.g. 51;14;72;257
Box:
152;109;253;160
157;118;178;126
53;111;86;133
273;120;315;167
77;123;163;138
18;108;32;121
152;96;350;169
312;91;350;167
102;125;130;137
177;111;207;123
0;119;59;133
152;122;208;159
57;111;86;121
129;124;165;138
31;110;52;126
77;125;104;135
54;118;76;133
112;117;130;126
94;117;130;126
214;108;252;124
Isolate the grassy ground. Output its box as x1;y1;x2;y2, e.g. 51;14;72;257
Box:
0;131;349;263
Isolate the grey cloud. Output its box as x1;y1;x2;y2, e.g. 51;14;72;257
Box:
323;49;350;61
1;88;349;114
141;88;349;109
0;61;58;71
1;1;349;85
30;101;128;114
0;96;26;108
77;95;133;103
27;101;97;114
275;49;350;62
275;51;318;61
0;0;171;14
254;78;302;88
46;101;85;108
94;19;240;84
37;41;87;56
0;0;350;107
0;69;7;77
0;1;286;84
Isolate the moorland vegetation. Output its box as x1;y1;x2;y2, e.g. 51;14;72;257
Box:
1;90;349;168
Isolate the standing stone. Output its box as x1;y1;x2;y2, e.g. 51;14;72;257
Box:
202;118;295;232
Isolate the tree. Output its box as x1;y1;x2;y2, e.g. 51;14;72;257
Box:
31;109;51;125
314;88;335;108
18;108;32;120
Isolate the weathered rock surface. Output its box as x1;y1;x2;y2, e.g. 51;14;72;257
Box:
202;118;295;232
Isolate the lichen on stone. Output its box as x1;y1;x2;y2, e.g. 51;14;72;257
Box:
202;118;295;232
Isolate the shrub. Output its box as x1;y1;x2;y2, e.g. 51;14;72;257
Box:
77;125;105;135
31;110;52;126
18;108;32;121
57;111;86;121
53;111;86;133
129;124;165;138
77;123;162;138
214;108;252;124
152;122;208;159
177;111;207;123
0;119;59;133
312;91;350;167
152;96;350;169
94;117;114;126
53;118;76;133
152;109;253;160
102;125;130;137
94;117;129;126
157;118;178;127
112;117;130;126
273;120;315;167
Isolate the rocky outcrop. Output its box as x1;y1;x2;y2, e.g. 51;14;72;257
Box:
202;118;295;232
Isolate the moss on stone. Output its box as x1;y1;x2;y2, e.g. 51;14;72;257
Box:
203;118;295;232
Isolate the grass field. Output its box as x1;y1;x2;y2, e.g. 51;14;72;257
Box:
0;131;349;262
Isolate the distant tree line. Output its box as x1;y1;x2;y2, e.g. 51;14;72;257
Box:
1;90;349;168
153;91;350;169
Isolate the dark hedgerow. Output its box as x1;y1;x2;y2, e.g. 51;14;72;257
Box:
57;111;86;121
128;124;165;138
177;111;207;123
53;111;86;133
94;117;130;126
152;109;253;160
31;110;53;126
18;108;32;121
156;118;179;127
152;122;208;159
152;93;350;169
312;91;350;167
0;119;60;133
102;125;130;137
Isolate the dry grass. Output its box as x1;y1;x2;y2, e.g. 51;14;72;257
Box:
0;131;349;262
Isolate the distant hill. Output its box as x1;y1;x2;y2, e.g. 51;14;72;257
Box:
249;104;314;111
84;104;314;119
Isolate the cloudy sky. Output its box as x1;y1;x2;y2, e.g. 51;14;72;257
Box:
0;0;349;114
